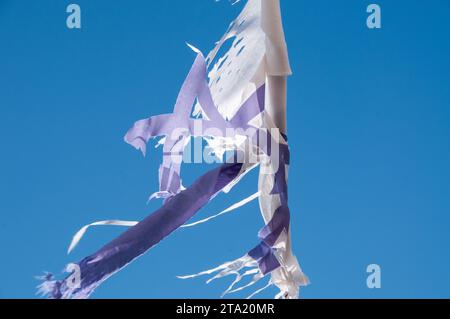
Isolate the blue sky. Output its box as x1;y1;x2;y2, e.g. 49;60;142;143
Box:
0;0;449;298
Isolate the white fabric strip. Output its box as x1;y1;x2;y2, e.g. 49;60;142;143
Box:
181;191;260;228
67;220;139;254
246;279;273;299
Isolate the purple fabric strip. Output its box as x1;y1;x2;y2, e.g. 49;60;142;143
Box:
45;162;243;299
124;52;265;200
248;242;280;275
246;142;291;275
258;205;290;247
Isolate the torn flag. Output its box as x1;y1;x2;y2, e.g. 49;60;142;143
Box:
38;0;308;299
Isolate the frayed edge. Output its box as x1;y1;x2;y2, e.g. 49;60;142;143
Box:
177;254;272;298
36;269;95;299
246;279;273;299
148;191;172;202
36;273;60;299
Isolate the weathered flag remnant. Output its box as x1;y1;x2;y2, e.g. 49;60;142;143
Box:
38;0;308;299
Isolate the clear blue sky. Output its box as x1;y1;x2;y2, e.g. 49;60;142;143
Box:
0;0;449;298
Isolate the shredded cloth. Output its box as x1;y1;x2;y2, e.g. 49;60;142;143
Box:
38;0;309;299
